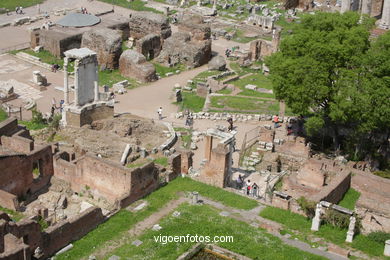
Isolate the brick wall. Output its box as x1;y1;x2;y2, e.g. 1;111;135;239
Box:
312;171;351;203
42;207;104;257
1;135;33;154
0;118;19;140
199;144;230;188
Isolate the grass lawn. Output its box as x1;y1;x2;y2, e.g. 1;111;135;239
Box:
216;88;232;94
229;62;262;76
192;70;221;86
0;108;7;122
106;204;326;260
23;49;74;72
210;96;279;114
98;0;162;13
0;0;44;13
260;206;388;258
0;206;24;222
56;177;258;259
231;73;275;99
153;62;185;78
19;120;47;130
153;157;168;167
338;188;361;210
175;92;205;112
98;69;139;88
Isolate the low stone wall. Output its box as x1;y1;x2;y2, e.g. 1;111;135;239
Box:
1;134;33;154
312;172;351;203
159;122;177;151
0;118;19;139
65;103;114;127
43;207;104;257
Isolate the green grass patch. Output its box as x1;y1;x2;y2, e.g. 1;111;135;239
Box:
0;206;24;222
260;206;388;258
57;177;258;259
19;120;47;130
338;188;361;210
216;88;232;94
232;73;273;90
153;62;185;77
0;0;44;13
229;62;262;76
175;92;205;112
107;204;326;259
98;69;139;88
23;49;74;71
153;157;168;167
0;108;8;122
98;0;162;13
210;96;279;114
373;170;390;179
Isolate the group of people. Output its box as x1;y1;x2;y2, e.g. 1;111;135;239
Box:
50;99;65;117
51;64;60;73
185;111;193;127
15;6;24;14
81;7;89;14
236;175;259;197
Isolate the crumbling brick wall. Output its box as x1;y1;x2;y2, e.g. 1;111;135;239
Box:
42;207;104;257
199;140;230;188
136;33;162;60
54;154;159;205
312;171;351;203
65;104;114;128
129;12;171;40
39;30;83;58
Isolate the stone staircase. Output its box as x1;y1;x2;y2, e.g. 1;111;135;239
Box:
15;52;53;71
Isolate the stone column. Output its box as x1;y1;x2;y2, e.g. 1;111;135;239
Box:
204;135;213;161
360;0;371;15
311;203;322;231
74;60;80;106
380;0;390;29
341;0;352;12
346;216;356;242
94;66;99;102
63;57;69;105
385;240;390;256
192;191;199;204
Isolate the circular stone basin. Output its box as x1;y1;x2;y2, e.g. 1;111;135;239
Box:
56;13;101;27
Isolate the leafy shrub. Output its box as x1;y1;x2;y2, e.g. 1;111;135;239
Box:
323;209;350;229
297;197;316;218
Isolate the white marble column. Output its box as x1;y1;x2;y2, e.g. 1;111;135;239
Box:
380;0;390;29
341;0;352;12
94;66;99;102
385;240;390;256
63;57;69;105
346;216;356;242
360;0;371;15
74;60;80;106
311;204;322;231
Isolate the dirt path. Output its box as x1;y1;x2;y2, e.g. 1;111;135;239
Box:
91;196;188;259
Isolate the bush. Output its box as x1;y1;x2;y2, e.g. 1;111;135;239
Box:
31;108;46;125
322;209;350;229
296;197;316;218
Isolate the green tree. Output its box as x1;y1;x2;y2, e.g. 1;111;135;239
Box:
266;12;390;159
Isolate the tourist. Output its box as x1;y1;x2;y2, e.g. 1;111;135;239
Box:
252;183;258;197
227;117;233;131
51;105;55;118
19;7;23;14
15;7;19;14
246;180;251;195
273;114;279;128
157;107;163;120
59;100;64;113
236;174;243;189
286;119;293;135
51;64;60;72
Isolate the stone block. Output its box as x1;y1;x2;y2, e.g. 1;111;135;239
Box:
119;50;157;82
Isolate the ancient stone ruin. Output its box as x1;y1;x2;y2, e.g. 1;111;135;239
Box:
62;48;114;127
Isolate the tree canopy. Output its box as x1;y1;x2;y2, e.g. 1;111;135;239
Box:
266;11;390;162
